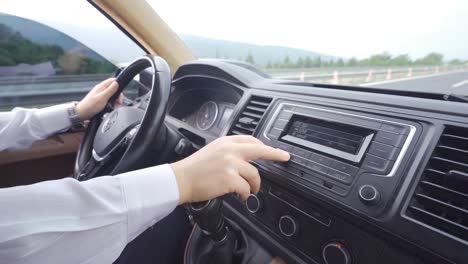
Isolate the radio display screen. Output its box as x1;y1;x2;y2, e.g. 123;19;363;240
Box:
280;115;375;162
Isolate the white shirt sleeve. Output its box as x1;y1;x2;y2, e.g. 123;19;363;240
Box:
0;104;72;151
0;164;180;264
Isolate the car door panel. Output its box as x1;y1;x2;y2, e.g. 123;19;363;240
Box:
0;132;83;188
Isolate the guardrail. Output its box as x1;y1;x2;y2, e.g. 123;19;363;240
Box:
266;65;468;84
0;73;111;86
0;74;114;109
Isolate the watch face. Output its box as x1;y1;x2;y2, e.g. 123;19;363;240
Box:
196;101;219;130
68;102;82;126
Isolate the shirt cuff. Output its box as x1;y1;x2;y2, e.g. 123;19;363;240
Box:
35;103;72;134
117;164;180;243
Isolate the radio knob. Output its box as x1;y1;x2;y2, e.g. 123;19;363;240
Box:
322;242;351;264
358;185;380;205
245;194;263;214
278;215;298;237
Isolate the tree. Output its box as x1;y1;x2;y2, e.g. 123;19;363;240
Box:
336;58;345;67
347;57;358;67
415;52;444;65
391;54;411;66
368;52;392;66
304;56;313;68
449;59;464;65
282;55;292;68
358;58;370;67
245;52;254;65
296;57;305;68
311;56;322;67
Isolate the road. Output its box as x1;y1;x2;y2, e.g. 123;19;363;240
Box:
362;71;468;94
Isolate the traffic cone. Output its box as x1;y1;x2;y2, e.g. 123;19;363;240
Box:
332;70;339;84
299;72;305;81
366;69;373;82
386;69;392;80
407;67;412;77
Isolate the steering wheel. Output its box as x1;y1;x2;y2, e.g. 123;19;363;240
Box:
73;55;171;180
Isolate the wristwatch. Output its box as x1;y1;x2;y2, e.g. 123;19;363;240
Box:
67;101;84;129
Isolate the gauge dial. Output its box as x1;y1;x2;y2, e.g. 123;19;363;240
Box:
196;101;219;130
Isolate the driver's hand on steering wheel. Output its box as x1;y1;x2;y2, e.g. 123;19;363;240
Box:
76;78;124;121
171;135;290;204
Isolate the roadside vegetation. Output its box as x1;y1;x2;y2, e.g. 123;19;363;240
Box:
243;52;468;69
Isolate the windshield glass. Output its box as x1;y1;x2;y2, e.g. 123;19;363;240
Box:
148;0;468;95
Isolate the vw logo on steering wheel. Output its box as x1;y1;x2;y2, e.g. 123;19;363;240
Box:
102;111;118;133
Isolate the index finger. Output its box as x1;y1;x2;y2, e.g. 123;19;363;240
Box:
237;143;290;162
226;135;264;145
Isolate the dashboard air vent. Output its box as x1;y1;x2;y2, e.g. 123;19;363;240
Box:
406;126;468;241
229;96;272;136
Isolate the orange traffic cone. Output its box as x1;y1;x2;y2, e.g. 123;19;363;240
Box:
299;72;305;81
332;70;339;84
407;67;412;77
366;69;373;82
386;69;392;80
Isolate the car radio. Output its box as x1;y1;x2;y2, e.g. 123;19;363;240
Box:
255;100;418;216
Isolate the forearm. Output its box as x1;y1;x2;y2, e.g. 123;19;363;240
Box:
0;104;72;151
0;164;179;264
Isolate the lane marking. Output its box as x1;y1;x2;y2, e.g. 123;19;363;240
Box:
360;70;468;87
452;79;468;88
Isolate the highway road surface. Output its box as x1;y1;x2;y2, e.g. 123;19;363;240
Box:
362;71;468;95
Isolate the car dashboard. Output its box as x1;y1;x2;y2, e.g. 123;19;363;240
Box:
164;60;468;264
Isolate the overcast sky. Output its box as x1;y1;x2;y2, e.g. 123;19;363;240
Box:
3;0;468;60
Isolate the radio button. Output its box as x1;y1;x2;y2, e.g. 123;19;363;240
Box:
278;142;292;152
362;154;392;174
278;111;293;120
358;185;380;205
306;160;329;175
310;153;333;167
274;119;288;130
374;131;406;147
292;147;311;159
380;123;409;135
279;215;298;237
330;160;359;176
268;128;282;139
368;142;399;160
246;193;263;214
327;169;353;184
291;155;308;166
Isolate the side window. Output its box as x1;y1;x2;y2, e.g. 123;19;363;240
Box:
0;14;116;110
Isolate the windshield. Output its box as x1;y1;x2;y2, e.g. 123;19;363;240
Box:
148;0;468;95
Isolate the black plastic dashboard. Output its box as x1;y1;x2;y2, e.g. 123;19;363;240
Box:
167;60;468;264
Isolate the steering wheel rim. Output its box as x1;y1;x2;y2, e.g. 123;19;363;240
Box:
73;55;171;180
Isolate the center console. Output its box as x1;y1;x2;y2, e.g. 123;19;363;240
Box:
256;101;419;217
235;99;423;263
